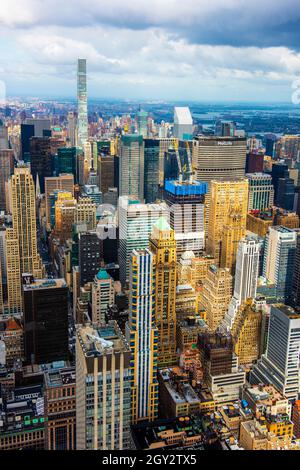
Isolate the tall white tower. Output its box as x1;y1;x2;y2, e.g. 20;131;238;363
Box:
223;235;260;330
77;59;88;148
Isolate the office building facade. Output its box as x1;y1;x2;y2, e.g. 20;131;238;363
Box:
126;249;158;423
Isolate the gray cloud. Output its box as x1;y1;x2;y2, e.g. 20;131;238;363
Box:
1;0;300;48
0;0;299;100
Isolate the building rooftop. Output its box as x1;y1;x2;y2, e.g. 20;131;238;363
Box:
174;107;193;125
131;415;219;451
22;278;67;291
164;180;208;196
274;303;300;320
77;321;130;357
44;367;75;388
240;420;267;441
96;269;111;281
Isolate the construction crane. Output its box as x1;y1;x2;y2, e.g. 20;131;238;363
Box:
185;140;194;183
174;141;183;183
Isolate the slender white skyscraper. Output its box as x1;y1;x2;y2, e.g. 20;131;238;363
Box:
223;234;260;330
234;235;260;303
77;59;88;148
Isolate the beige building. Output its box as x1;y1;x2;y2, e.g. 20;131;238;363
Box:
6;167;44;313
200;265;233;331
54;191;77;242
220;211;246;274
207;179;248;264
76;322;132;450
239;420;268;450
45;174;74;229
76;197;97;230
246;210;274;237
149;218;177;367
91;270;115;324
230;299;262;365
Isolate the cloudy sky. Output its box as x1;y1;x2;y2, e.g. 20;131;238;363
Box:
0;0;300;101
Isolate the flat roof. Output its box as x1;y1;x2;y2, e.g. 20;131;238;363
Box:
23;278;67;291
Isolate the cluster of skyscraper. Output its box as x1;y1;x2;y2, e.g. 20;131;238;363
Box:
2;59;300;451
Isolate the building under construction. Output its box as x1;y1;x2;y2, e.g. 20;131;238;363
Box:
164;179;208;258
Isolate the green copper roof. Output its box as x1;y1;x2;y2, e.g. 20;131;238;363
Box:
154;216;171;232
96;269;111;280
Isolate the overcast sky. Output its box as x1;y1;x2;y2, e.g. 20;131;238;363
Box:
0;0;300;102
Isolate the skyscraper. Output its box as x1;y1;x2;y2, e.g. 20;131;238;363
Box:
277;177;295;211
125;249;158;423
29;137;53;193
163;179;207;259
207;179;248;265
291;230;300;308
245;153;264;173
220;210;247;274
192;136;247;230
263;226;297;302
200;265;233;331
223;235;262;332
25;118;51;137
76;197;97;230
118;196;169;286
144;139;160;203
56;147;77;177
233;235;260;304
192;136;247;182
0;255;3;314
77;59;88;149
92;269;115;324
54;191;77;242
137;109;148;138
78;232;102;286
149;218;177;367
76;322;131;450
45;174;74;229
246;173;274;211
158;137;178;185
0;150;14;211
173;107;193;140
230;299;262;365
5;229;22;314
0;119;9;149
271;162;289;204
119;135;144;201
215;120;236;137
67;111;77;146
97;153;115;195
250;304;300;399
8;166;43;277
23;278;69;365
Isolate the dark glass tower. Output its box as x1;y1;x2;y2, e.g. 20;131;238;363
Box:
23;278;69;365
